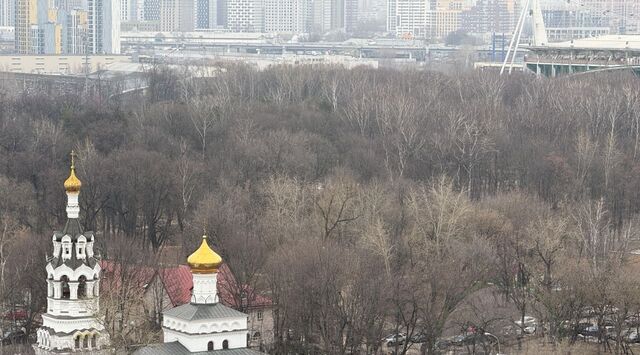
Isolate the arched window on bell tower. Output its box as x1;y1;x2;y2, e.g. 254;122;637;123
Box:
77;236;87;260
61;236;72;261
78;276;87;299
61;276;70;299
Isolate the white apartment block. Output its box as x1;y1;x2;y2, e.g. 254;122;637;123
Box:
264;0;311;34
0;0;15;26
159;0;194;31
227;0;263;32
387;0;430;38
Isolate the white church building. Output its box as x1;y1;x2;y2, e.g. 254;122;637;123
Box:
134;235;265;355
34;152;110;354
31;150;264;355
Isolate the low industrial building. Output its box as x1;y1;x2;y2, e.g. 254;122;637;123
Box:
0;54;131;74
524;35;640;77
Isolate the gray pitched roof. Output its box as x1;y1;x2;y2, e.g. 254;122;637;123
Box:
133;342;266;355
163;303;247;322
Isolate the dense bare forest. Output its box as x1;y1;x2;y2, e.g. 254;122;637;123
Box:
2;65;640;354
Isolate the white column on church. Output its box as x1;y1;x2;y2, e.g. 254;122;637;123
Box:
66;192;80;219
54;281;61;298
191;273;219;304
86;281;95;297
69;282;79;300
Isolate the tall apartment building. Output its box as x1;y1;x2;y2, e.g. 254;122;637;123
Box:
159;0;193;31
121;0;144;21
387;0;430;38
195;0;211;28
311;0;360;34
312;0;346;33
343;0;357;32
0;0;15;26
263;0;310;33
65;9;88;53
15;0;38;53
460;0;516;34
227;0;262;32
143;0;160;20
87;0;120;54
357;0;385;23
568;0;639;34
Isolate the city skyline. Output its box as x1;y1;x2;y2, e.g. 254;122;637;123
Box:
1;0;639;54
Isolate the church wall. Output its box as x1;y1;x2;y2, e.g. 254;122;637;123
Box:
46;297;99;317
41;314;103;334
163;328;249;352
162;314;247;335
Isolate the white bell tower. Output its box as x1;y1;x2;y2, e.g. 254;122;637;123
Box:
34;151;110;354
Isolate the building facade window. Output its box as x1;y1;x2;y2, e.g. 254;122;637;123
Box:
61;276;70;299
78;276;87;298
257;311;263;321
222;340;229;349
208;341;214;350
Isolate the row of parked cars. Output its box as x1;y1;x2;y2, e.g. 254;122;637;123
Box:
382;331;498;349
507;313;640;344
382;312;640;351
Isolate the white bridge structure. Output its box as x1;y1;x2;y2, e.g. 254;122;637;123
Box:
500;0;640;77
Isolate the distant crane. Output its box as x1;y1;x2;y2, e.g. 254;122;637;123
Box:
500;0;547;74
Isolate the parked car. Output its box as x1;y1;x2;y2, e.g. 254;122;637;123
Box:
450;334;469;346
624;329;640;343
514;316;537;334
435;338;452;349
410;332;427;343
577;323;599;337
383;333;406;347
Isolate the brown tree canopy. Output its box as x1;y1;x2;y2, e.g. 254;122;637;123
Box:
3;65;640;354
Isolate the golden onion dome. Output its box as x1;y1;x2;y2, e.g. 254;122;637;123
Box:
63;151;82;193
187;235;223;274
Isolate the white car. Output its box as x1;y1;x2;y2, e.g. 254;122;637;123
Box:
382;333;406;346
514;316;537;334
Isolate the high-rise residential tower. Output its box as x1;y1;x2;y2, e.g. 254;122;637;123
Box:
227;0;263;32
387;0;430;38
15;0;38;53
263;0;311;34
159;0;193;31
0;0;15;26
88;0;120;53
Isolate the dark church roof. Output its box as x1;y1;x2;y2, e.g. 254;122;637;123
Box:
53;219;94;242
134;342;266;355
48;218;98;271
